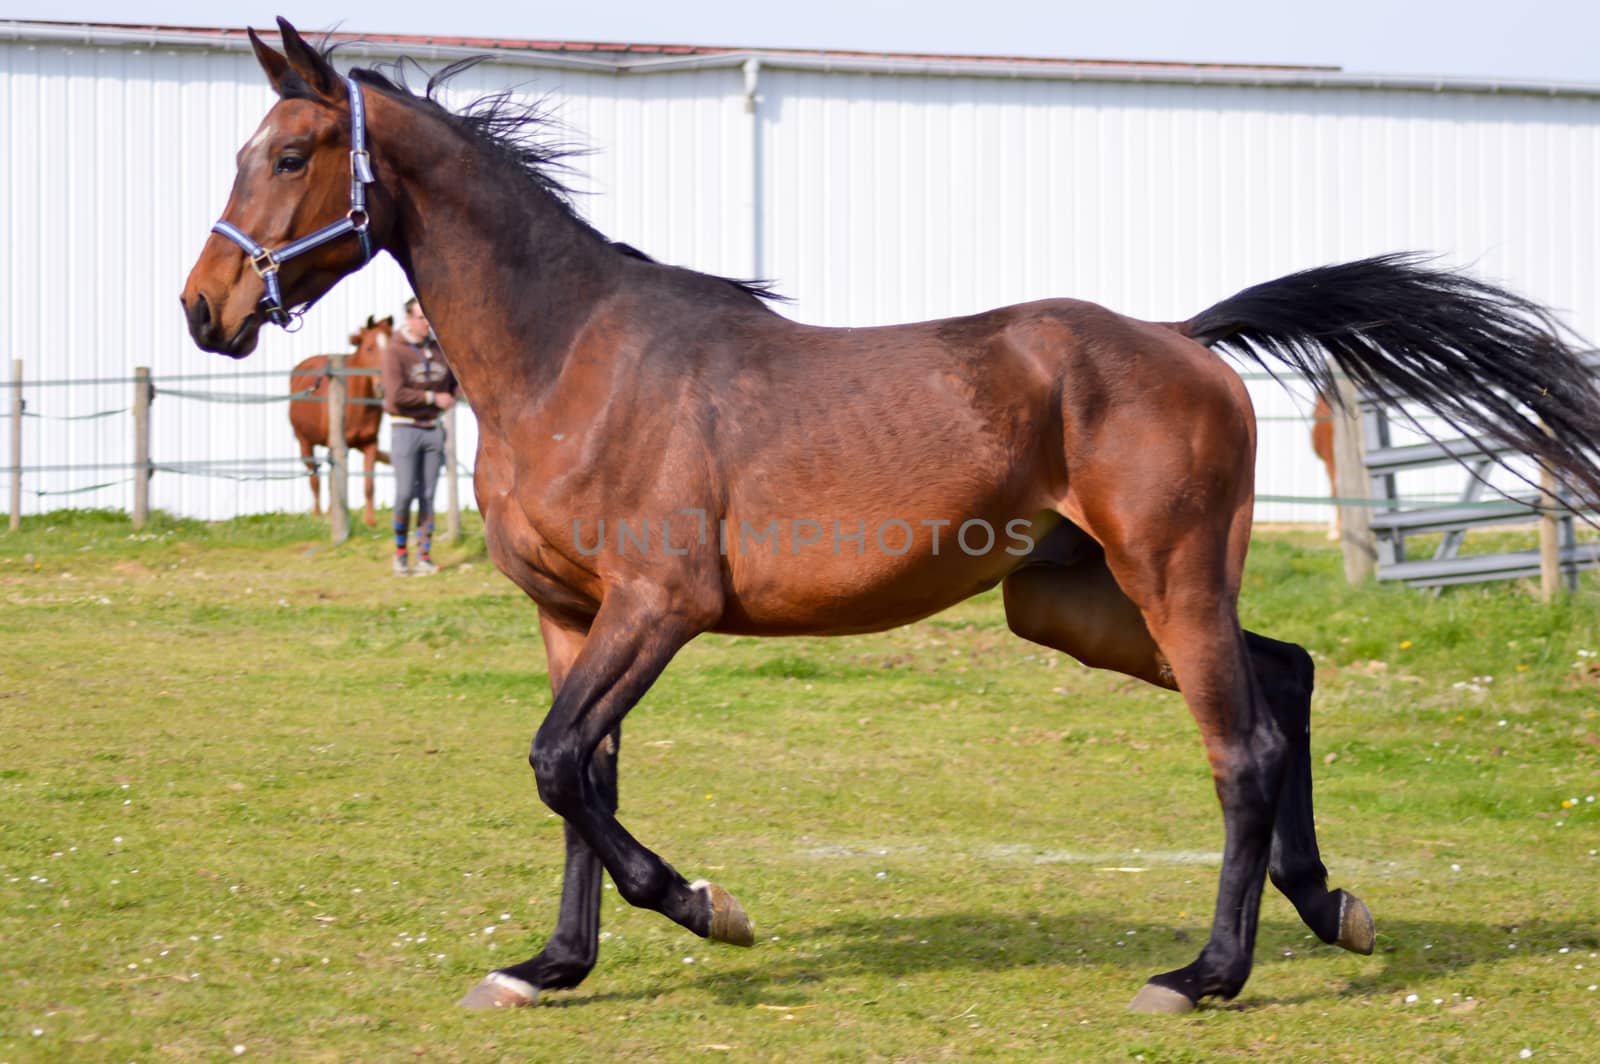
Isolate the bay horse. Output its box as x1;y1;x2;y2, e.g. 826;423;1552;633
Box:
288;314;393;526
181;19;1600;1014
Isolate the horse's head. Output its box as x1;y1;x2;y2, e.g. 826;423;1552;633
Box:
350;314;395;359
181;18;392;358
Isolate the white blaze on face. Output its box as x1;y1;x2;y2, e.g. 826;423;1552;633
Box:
243;121;274;163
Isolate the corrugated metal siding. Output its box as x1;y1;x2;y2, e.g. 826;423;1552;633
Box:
4;36;1599;522
758;72;1600;518
4;42;419;519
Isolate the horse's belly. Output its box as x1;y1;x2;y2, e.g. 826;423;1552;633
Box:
713;509;1060;636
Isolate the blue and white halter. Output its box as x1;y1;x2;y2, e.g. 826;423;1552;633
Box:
210;76;376;329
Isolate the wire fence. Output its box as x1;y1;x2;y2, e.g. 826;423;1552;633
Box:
9;359;1591;593
0;361;1502;521
3;361;477;535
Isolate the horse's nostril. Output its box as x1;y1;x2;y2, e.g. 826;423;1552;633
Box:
185;292;212;339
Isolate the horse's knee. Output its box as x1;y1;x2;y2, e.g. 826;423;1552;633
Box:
529;734;585;815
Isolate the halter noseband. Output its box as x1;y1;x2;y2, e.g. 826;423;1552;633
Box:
211;75;377;329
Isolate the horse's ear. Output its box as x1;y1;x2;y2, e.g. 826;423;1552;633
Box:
276;17;341;102
380;315;394;328
365;314;378;329
249;26;315;100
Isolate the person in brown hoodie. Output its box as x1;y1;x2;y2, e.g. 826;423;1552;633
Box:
381;296;458;575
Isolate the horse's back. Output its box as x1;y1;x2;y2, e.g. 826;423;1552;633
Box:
811;296;1249;405
895;296;1255;460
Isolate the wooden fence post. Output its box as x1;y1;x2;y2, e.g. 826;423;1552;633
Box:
1330;376;1376;585
8;359;21;532
445;403;461;544
1538;462;1561;603
132;367;151;530
327;354;350;544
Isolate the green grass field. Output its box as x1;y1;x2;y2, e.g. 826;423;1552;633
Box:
3;511;1599;1062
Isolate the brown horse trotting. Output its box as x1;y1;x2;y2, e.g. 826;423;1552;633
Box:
181;21;1600;1014
289;315;393;526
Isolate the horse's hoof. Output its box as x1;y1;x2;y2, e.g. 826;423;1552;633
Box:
1128;983;1196;1015
457;972;538;1009
1334;889;1375;955
692;879;755;946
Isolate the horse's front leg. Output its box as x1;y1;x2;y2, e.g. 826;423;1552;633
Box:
299;438;322;517
459;611;606;1006
361;444;378;528
459;592;748;1009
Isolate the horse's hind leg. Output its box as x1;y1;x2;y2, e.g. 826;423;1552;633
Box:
1112;559;1284;1010
1008;551;1372;964
1005;528;1279;1013
1247;631;1373;955
1015;482;1292;1012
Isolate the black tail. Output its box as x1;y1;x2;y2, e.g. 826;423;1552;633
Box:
1183;252;1600;503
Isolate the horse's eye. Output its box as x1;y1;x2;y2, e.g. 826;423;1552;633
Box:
274;154;307;174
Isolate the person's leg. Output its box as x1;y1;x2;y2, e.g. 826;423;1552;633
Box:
390;425;422;574
412;427;445;571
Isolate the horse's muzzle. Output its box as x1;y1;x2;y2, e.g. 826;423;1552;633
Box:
182;291;260;359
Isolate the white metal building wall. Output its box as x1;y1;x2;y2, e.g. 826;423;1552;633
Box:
0;38;759;521
4;26;1599;522
756;71;1600;517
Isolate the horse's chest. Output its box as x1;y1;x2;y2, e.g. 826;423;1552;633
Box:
479;487;601;617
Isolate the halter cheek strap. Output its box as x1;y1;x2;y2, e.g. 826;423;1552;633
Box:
210;76;376;328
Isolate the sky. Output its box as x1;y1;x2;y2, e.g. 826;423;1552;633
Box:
7;0;1600;84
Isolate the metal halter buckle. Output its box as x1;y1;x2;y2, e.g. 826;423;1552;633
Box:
248;248;279;279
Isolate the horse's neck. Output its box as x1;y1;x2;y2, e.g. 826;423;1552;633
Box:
403;203;612;365
344;340;379;397
351;339;384;370
374;107;615;426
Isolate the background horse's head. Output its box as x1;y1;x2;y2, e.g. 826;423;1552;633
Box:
181;19;388;358
352;314;395;357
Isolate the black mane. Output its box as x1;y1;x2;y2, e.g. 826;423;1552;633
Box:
336;49;787;305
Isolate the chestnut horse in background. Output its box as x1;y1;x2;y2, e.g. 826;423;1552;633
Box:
1311;394;1340;540
289;315;392;526
182;21;1600;1015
